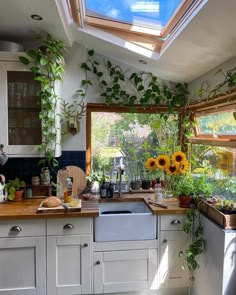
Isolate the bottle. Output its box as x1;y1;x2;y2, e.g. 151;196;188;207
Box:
107;181;114;198
154;177;163;203
64;177;73;203
100;180;107;198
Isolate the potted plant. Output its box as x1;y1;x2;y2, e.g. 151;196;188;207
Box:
86;171;103;194
5;178;26;201
174;174;194;208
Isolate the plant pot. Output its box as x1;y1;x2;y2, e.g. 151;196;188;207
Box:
141;180;151;190
14;189;24;201
178;195;192;208
130;180;141;190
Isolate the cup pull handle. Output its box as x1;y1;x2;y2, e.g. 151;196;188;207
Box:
10;226;22;232
96;261;101;265
83;243;88;248
170;219;181;225
63;224;74;230
162;239;168;243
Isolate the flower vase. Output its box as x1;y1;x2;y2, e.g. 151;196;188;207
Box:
163;174;174;198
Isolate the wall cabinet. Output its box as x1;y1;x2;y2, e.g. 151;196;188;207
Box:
0;53;61;157
159;215;189;290
0;219;46;295
47;218;92;295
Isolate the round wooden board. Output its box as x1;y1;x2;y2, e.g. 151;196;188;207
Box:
65;166;87;195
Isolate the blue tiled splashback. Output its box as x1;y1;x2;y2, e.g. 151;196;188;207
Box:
0;151;86;184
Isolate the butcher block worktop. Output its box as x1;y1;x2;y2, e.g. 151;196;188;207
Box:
0;194;187;220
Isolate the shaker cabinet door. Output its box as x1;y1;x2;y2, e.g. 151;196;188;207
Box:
47;235;92;295
0;236;46;295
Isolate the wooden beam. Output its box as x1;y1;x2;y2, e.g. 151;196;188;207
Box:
69;0;81;27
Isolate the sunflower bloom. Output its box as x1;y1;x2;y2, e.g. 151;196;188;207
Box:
155;155;170;170
165;163;179;175
145;157;156;170
179;160;189;174
172;151;186;164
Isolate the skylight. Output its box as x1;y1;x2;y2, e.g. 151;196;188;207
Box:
85;0;182;30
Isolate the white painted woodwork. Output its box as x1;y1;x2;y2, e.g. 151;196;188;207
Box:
46;218;92;236
93;249;158;294
47;234;92;295
193;215;236;295
0;219;45;237
0;236;46;295
0;54;61;157
159;230;189;289
159;215;185;231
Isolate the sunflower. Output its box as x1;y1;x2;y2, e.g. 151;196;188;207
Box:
165;163;180;175
179;160;189;174
155;155;170;170
145;157;156;170
172;151;186;164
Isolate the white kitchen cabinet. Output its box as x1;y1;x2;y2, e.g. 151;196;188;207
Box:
159;215;189;290
193;215;236;295
0;52;61;157
93;243;158;294
46;218;92;295
0;219;46;295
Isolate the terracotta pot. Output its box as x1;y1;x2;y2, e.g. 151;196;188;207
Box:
178;195;192;208
14;189;24;201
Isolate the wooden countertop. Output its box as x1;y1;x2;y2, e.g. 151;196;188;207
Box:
0;193;187;220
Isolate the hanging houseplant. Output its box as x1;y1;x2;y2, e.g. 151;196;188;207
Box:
19;33;65;171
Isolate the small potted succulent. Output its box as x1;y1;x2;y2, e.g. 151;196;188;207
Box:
5;178;26;201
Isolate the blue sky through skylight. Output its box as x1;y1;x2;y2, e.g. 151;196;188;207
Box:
86;0;182;28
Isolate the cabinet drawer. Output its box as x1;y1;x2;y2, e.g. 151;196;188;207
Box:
47;218;92;235
160;215;184;231
0;219;45;237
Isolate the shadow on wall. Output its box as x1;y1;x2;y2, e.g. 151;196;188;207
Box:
0;151;86;184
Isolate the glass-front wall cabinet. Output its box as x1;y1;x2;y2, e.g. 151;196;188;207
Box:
7;71;41;145
0;57;43;156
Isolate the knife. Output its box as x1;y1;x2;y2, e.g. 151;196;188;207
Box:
148;200;168;209
61;202;68;212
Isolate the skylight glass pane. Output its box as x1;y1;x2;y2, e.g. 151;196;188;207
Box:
85;0;183;29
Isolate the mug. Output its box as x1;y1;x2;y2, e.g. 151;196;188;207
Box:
0;153;8;166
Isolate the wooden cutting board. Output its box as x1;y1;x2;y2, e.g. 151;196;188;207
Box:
36;199;82;213
65;166;87;196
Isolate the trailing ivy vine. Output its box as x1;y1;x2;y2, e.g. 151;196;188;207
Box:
19;33;65;170
81;50;189;110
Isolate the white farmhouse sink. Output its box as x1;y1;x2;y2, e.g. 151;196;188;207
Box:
94;201;157;242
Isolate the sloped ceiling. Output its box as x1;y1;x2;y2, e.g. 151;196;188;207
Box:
0;0;235;83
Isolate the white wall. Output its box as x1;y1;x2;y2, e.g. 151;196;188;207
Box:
188;56;236;101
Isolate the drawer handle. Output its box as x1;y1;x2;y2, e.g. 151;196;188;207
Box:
63;224;74;230
96;261;101;265
10;226;22;232
170;219;181;225
83;243;88;248
162;239;167;243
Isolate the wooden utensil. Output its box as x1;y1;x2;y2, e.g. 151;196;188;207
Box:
148;200;168;209
65;166;87;195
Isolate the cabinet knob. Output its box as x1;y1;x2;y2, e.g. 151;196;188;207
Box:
10;226;22;232
96;261;101;265
83;243;88;248
162;239;168;243
63;224;74;230
170;219;181;225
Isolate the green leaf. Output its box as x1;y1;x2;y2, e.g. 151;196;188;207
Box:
107;60;112;68
101;80;107;86
97;72;103;77
27;49;38;59
233;112;236;121
81;63;91;71
40;57;48;66
88;49;94;56
19;56;30;65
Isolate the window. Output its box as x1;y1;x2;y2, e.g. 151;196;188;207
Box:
86;103;180;189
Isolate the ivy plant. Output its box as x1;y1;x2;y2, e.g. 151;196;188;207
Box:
80;49;189;109
19;33;65;171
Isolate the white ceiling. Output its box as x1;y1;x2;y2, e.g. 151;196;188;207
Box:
0;0;235;83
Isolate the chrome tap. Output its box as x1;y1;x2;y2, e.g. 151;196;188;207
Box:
117;165;124;197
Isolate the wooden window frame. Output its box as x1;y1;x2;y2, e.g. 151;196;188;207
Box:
187;91;236;147
86;103;180;175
